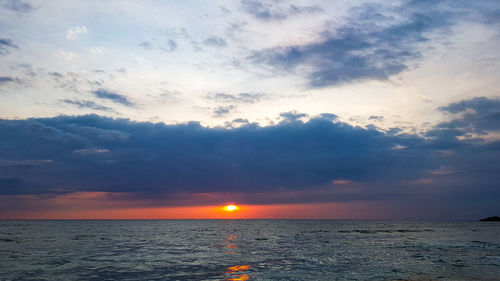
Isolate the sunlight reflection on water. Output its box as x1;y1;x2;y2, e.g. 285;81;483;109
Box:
225;234;251;280
228;265;250;272
224;233;238;253
226;264;251;280
227;274;250;281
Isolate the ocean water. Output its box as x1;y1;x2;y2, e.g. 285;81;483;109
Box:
1;220;499;281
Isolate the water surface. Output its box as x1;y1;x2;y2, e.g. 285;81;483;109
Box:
1;220;499;280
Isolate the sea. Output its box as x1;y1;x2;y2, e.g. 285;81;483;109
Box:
1;220;499;280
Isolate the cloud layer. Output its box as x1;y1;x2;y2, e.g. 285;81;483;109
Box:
0;98;498;214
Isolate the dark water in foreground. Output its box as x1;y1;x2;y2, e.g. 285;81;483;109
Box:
1;220;500;281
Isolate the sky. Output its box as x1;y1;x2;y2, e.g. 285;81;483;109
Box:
0;0;499;219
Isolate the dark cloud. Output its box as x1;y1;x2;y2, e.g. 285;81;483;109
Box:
431;97;500;136
160;39;177;52
48;72;63;78
250;2;456;87
280;111;308;121
0;98;498;216
0;38;19;55
138;41;153;50
220;6;231;15
207;92;266;104
240;0;321;21
2;0;35;12
203;36;227;47
317;113;338;121
164;27;189;39
0;76;14;84
45;71;105;94
213;105;236;117
483;9;500;24
140;38;178;52
241;0;287;21
369;116;384;121
0;113;430;196
288;4;323;15
438;96;500;115
0;76;21;85
232;118;248;124
60;99;115;112
16;63;36;77
92;89;135;107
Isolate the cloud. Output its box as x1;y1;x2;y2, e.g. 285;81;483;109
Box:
60;99;115;112
203;36;227;47
0;159;52;168
0;113;425;195
232;118;248;124
161;39;177;52
91;89;135;107
0;38;19;55
45;71;105;94
240;0;322;21
213;105;236;117
369;116;384;121
66;25;88;40
204;93;262;119
220;6;231;15
0;99;499;217
432;97;500;135
332;179;355;185
139;41;154;49
280;111;308;121
2;0;35;13
317;113;338;121
206;92;266;104
56;50;78;62
483;9;500;24
48;72;63;78
288;4;323;15
250;2;456;87
241;0;287;21
0;76;14;84
140;38;177;52
438;96;500;115
0;76;22;86
73;148;109;154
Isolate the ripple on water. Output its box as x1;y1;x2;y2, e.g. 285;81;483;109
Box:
0;220;499;280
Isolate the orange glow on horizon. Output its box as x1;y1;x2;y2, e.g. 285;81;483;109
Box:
0;202;379;219
0;191;388;219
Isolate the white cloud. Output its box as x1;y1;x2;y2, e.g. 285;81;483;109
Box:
56;50;78;62
89;46;105;54
66;25;88;40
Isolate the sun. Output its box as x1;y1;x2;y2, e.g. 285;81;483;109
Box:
223;204;239;212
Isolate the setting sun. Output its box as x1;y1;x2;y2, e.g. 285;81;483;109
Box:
223;205;239;212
